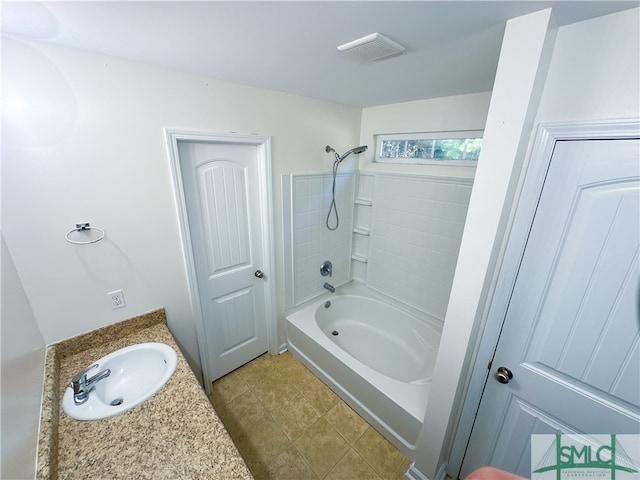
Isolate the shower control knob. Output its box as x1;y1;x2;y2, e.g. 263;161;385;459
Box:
496;366;513;384
320;260;333;277
254;270;264;279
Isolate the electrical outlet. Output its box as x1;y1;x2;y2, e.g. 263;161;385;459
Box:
108;290;126;310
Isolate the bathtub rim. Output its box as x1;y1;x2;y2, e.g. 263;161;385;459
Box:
286;281;443;334
314;296;440;384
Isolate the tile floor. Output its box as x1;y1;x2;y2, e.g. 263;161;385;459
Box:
208;351;411;480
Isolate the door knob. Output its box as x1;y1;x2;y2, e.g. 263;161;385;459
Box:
496;366;513;384
254;270;264;279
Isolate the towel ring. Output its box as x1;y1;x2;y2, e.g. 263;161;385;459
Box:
65;223;105;245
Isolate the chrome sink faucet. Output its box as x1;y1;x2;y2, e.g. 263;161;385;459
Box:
70;363;111;405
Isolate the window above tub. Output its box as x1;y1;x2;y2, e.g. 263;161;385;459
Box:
375;130;483;166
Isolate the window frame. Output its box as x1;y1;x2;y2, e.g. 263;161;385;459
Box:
375;130;484;167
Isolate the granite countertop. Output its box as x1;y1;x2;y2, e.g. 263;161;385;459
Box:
37;308;253;480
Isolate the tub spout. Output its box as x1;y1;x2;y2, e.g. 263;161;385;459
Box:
323;282;335;293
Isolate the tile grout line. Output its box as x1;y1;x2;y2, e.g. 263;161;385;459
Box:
271;359;378;478
211;352;409;479
239;357;318;477
245;355;330;477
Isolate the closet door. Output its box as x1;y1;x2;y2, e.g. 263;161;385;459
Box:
461;138;640;477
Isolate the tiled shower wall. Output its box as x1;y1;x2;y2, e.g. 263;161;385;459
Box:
284;171;472;321
361;173;473;322
283;173;355;307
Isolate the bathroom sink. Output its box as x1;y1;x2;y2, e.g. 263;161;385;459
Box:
62;342;178;420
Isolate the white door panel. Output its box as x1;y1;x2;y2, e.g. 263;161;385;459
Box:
488;397;573;474
461;139;640;478
179;141;268;381
210;286;257;352
197;161;251;273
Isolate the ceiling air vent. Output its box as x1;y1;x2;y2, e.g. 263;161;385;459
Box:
337;33;405;61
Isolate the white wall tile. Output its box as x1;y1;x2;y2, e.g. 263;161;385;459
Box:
367;174;473;321
287;171;472;321
289;172;355;306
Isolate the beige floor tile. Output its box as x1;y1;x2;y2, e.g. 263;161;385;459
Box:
325;448;381;480
252;371;301;412
258;444;319;480
325;401;370;445
294;417;350;478
270;351;297;370
233;415;290;474
280;358;317;388
269;392;321;440
214;389;266;436
396;457;413;478
299;377;340;415
211;399;239;436
209;367;249;406
354;427;408;479
237;353;279;387
217;352;410;480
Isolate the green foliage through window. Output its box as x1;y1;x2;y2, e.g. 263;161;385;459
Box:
380;137;482;161
375;131;483;165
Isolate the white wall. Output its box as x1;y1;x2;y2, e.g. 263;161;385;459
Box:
536;7;639;123
359;91;491;178
1;235;46;480
2;36;361;375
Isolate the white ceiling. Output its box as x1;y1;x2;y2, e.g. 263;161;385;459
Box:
3;1;637;107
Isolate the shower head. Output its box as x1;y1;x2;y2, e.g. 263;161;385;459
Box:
326;145;368;163
324;144;368;231
325;145;340;162
338;145;368;162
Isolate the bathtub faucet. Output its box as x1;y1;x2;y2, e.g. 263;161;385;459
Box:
323;282;335;293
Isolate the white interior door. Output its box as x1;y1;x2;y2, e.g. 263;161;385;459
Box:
460;138;640;477
178;139;269;382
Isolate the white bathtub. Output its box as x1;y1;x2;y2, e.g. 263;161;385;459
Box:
285;283;441;456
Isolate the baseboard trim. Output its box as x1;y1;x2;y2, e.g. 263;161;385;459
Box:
405;462;430;480
435;461;449;480
405;461;449;480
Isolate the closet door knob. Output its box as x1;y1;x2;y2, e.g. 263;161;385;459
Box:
254;270;264;279
496;366;513;384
